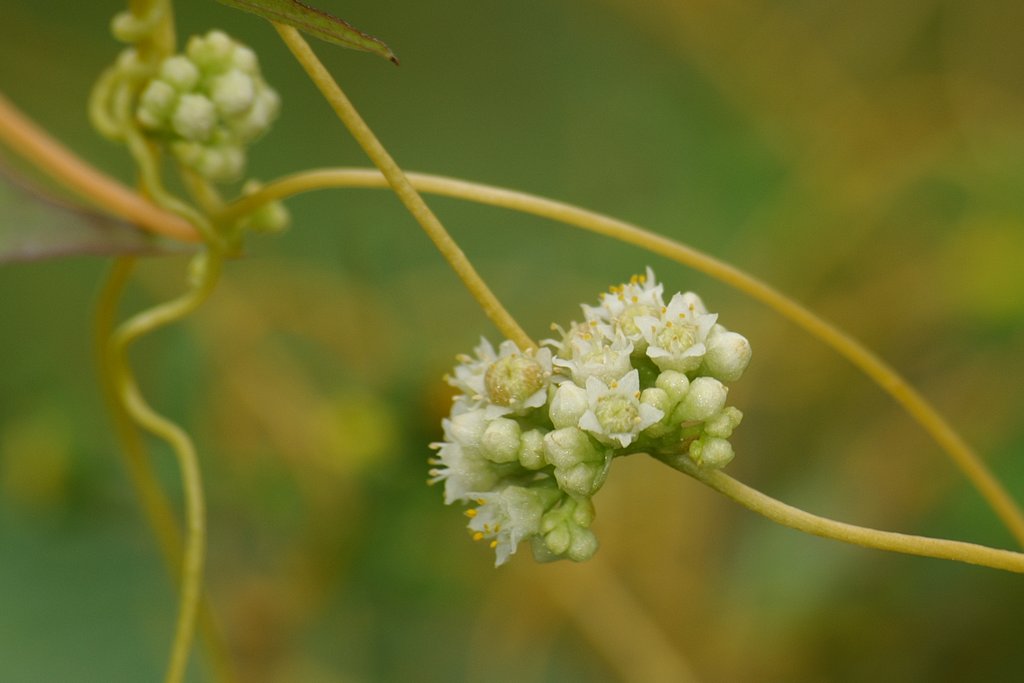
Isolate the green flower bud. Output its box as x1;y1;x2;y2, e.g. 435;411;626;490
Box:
187;30;235;72
674;376;727;422
704;406;743;439
703;327;752;382
136;80;178;129
210;69;256;117
549;381;588;429
543;427;599;469
655;370;690;402
171;93;216;141
192;144;245;183
689;436;734;469
517;429;546;470
230;45;259;74
229;85;280;143
481;418;521;464
567;527;599;562
159;55;200;92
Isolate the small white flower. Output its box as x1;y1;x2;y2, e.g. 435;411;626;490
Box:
552;329;633;386
446;337;497;413
637;292;717;373
578;370;663;447
465;486;559;566
428;410;501;504
448;338;552;416
582;268;665;350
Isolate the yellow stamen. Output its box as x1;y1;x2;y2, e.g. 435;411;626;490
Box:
472;532;484;542
465;508;477;518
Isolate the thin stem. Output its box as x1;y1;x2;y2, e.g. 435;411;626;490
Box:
95;259;238;683
0;91;197;241
271;23;535;352
108;251;223;683
655;451;1024;573
221;167;1024;547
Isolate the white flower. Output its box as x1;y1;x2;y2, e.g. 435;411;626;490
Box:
446;337;498;413
636;292;717;373
578;370;663;447
465;486;559;566
428;409;501;504
552;329;633;385
582;267;665;350
448;338;552;416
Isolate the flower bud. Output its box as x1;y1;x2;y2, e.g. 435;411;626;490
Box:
210;69;256;117
674;376;727;422
566;527;599;562
704;327;752;382
136;80;178;129
549;382;588;429
192;145;245;183
689;436;734;469
543;427;598;469
171;93;216;141
159;55;200;92
704;406;743;439
230;45;259;74
518;429;546;470
481;418;521;464
229;87;280;142
187;30;234;72
655;370;690;402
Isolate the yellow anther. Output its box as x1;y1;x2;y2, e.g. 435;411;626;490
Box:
476;498;486;505
473;532;484;542
465;508;478;518
489;540;498;549
631;296;638;303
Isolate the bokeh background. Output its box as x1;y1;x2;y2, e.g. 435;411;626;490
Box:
2;1;1024;681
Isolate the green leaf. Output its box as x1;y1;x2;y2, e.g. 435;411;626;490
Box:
0;162;185;263
215;0;399;64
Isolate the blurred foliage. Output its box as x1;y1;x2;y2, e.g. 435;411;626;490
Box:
1;0;1023;681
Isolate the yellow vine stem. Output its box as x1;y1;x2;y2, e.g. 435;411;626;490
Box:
654;451;1024;573
220;168;1024;549
270;23;535;352
95;259;238;683
107;250;223;683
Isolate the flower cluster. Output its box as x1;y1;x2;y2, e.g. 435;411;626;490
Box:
430;269;752;566
135;31;280;183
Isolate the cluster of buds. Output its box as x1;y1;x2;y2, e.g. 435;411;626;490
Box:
135;31;280;182
430;269;752;566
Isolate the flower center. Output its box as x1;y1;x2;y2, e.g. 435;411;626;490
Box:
617;303;656;338
655;321;697;355
594;394;639;435
485;355;544;406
